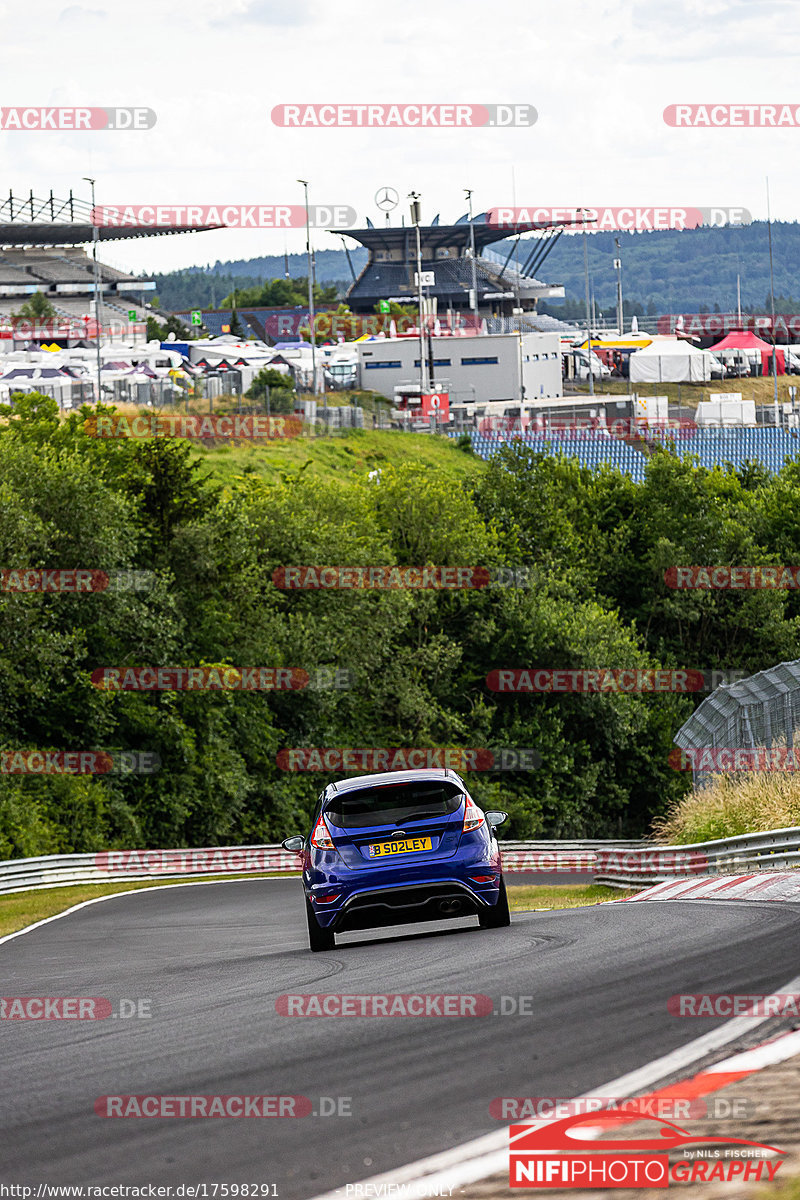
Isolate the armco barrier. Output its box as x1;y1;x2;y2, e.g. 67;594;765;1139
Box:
0;831;796;896
593;826;800;889
0;840;646;897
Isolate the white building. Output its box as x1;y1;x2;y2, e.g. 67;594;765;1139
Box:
357;332;562;412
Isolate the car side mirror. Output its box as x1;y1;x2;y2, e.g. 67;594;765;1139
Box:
282;835;305;853
485;811;508;831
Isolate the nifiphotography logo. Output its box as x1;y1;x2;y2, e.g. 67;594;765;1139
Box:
508;1109;785;1188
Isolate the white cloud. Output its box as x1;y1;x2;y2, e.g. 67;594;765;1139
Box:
0;0;796;277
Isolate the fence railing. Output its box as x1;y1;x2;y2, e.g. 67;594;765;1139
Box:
0;831;797;896
592;827;800;889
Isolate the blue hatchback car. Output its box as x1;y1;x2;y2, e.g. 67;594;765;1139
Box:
282;768;510;951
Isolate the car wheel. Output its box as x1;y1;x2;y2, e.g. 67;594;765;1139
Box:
478;877;511;928
306;898;336;951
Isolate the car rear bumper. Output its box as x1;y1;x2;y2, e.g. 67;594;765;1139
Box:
306;873;502;931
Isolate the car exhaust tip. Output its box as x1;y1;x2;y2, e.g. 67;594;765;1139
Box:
438;898;462;915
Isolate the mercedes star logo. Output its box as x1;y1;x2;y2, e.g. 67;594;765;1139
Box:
375;187;399;212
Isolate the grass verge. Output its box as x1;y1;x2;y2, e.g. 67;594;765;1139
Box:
0;873;301;939
654;767;800;844
508;883;635;910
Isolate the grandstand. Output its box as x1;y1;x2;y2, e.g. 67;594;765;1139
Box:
339;211;573;317
0;189;218;333
451;426;800;480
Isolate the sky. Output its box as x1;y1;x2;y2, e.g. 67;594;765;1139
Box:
3;0;800;279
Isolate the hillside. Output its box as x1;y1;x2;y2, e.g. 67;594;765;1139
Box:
192;427;485;487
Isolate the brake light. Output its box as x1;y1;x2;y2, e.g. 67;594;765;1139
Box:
463;800;485;833
310;813;335;850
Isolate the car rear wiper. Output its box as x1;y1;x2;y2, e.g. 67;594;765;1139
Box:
404;810;449;820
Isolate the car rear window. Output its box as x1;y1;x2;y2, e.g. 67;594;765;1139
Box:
325;780;464;829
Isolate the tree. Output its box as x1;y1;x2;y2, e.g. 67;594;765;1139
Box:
221;277;340;309
11;291;57;323
246;368;295;413
146;312;191;342
228;310;244;339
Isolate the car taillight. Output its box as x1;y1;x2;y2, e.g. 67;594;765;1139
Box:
463;800;485;833
310;813;335;850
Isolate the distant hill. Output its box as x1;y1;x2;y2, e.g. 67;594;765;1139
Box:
151;222;800;317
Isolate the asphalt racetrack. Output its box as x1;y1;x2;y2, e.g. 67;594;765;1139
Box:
1;877;798;1196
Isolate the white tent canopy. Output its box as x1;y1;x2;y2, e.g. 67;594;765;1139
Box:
629;338;716;384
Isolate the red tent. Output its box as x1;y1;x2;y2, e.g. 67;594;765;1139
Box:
707;330;784;376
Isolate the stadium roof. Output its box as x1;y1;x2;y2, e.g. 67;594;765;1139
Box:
0;191;220;246
336;211;582;254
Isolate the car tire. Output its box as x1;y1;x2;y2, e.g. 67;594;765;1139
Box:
478;877;511;928
306;898;336;951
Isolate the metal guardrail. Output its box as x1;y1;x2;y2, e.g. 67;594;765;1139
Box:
0;840;647;897
0;845;301;897
0;831;797;897
593;826;800;889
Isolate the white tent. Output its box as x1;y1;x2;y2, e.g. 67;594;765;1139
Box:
629;339;715;384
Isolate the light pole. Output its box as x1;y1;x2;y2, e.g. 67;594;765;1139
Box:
614;237;624;335
83;176;103;403
409;191;426;397
464;188;479;332
766;177;780;428
581;208;594;397
298;179;317;394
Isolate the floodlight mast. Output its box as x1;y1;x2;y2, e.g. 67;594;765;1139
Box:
409;192;426;398
464;188;479;331
83;177;103;403
298;179;317;394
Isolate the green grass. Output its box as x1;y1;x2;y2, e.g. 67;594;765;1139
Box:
192;427;485;486
0;873;300;939
508;883;635;910
654;763;800;845
758;1178;800;1200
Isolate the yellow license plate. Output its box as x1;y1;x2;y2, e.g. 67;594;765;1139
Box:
368;836;433;858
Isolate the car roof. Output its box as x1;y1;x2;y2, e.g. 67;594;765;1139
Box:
324;768;465;797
